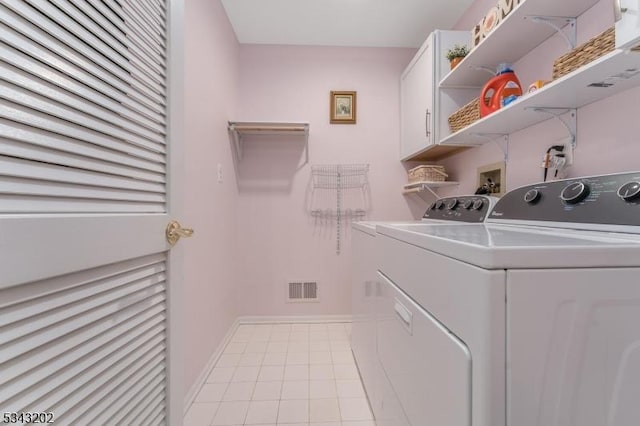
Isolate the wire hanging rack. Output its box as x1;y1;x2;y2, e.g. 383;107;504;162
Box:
309;164;370;254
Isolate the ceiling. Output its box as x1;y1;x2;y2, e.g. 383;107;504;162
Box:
220;0;475;48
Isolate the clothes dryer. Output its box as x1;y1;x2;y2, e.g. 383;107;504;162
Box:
351;195;497;425
376;172;640;426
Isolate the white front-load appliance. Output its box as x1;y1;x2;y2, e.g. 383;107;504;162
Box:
351;195;497;425
375;172;640;426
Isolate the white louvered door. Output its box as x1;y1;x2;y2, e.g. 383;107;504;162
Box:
0;1;184;425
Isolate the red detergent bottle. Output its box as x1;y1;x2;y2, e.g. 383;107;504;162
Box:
479;63;523;117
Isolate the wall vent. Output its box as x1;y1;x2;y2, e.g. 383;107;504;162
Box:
287;281;319;302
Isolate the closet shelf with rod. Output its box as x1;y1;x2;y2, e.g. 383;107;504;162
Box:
228;121;309;161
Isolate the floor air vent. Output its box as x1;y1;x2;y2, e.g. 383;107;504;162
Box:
288;281;319;302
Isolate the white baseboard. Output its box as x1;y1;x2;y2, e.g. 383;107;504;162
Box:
238;314;353;324
183;314;353;414
183;318;240;414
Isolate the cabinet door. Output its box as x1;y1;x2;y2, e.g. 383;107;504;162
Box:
616;0;640;50
400;36;434;160
376;272;472;426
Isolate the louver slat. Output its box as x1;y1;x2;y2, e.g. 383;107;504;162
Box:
0;254;168;422
0;0;168;214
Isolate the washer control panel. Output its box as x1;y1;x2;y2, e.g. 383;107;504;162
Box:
423;195;494;222
490;171;640;226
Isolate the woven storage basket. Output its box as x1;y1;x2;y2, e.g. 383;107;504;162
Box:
448;98;480;132
552;27;615;80
408;165;448;183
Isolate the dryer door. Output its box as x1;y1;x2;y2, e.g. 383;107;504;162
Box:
377;271;472;426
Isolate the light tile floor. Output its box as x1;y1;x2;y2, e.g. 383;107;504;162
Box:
184;322;376;426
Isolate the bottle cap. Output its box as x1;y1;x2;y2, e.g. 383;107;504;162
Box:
497;63;513;74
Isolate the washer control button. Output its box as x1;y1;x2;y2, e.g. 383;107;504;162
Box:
472;199;484;210
462;199;474;210
446;198;459;210
617;181;640;201
560;182;590;204
524;189;541;204
434;200;444;210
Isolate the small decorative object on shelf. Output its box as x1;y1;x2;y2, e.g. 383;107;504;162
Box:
330;91;357;124
408;165;448;183
446;44;470;70
472;0;521;48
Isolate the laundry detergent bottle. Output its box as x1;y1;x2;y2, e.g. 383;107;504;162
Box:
479;63;523;117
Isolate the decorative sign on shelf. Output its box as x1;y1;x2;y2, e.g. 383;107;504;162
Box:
472;0;521;48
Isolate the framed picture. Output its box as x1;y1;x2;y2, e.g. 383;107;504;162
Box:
330;91;357;124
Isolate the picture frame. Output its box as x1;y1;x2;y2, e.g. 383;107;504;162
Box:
330;91;357;124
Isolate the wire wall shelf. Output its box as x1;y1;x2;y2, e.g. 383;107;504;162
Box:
309;164;370;255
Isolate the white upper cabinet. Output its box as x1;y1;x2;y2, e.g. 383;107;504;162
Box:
400;34;434;160
616;0;640;50
400;31;475;161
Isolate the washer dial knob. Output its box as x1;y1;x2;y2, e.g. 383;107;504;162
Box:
446;198;459;210
617;181;640;201
560;182;590;204
434;200;444;210
462;199;474;210
524;189;541;204
472;199;484;210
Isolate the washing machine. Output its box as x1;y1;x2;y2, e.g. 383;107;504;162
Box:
375;171;640;426
350;195;497;425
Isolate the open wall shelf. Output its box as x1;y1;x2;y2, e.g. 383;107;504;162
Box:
440;50;640;146
440;0;601;88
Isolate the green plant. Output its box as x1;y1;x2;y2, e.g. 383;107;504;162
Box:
446;44;470;61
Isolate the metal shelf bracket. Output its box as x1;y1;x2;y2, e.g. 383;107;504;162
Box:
525;15;577;50
473;66;498;76
526;107;577;148
402;181;459;203
412;184;440;200
470;133;510;162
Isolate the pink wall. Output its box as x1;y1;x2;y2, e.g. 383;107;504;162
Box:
179;0;640;398
235;45;417;316
183;0;240;399
440;0;640;197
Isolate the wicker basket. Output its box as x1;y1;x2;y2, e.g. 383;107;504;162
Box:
552;27;615;80
448;98;480;132
408;165;448;183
